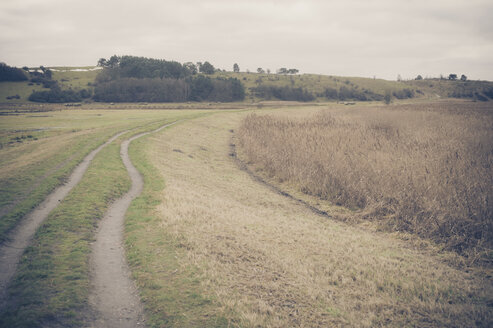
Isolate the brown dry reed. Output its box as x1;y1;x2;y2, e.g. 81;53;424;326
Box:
237;102;493;261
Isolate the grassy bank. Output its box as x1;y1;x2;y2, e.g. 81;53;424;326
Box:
236;101;493;261
125;112;237;327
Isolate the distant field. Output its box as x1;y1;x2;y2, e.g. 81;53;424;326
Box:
237;100;493;261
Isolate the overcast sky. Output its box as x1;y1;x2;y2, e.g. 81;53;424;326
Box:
1;0;492;80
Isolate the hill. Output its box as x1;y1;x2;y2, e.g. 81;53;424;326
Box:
1;62;492;103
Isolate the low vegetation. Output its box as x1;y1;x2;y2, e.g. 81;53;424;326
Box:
0;63;28;82
252;85;315;102
237;101;493;261
28;87;91;103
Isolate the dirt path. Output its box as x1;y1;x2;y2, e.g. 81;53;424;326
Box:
0;130;129;309
88;121;177;328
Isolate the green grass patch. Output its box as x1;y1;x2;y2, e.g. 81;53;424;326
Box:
0;138;130;327
0;81;46;102
51;67;100;90
125;116;238;327
0;111;205;326
0;129;114;243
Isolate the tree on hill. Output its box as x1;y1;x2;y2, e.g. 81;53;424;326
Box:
277;68;299;74
233;63;240;73
199;61;215;74
449;74;458;80
184;62;197;75
97;58;107;67
415;75;423;80
257;68;265;74
98;55;120;68
460;74;467;81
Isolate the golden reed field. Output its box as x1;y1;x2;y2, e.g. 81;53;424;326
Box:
237;101;493;262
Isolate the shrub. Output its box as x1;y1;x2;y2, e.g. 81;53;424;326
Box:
28;89;90;103
252;85;315;101
94;78;188;103
0;63;28;81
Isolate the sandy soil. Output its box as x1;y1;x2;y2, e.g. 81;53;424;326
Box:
0;130;128;309
87;122;177;328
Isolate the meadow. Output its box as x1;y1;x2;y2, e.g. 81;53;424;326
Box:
236;100;493;261
0;100;492;327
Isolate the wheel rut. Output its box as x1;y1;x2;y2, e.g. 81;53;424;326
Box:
88;121;178;328
0;130;129;309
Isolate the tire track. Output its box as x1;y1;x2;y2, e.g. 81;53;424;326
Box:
88;121;178;328
0;130;129;309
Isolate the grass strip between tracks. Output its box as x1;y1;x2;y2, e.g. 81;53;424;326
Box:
125;115;238;327
0;128;117;243
0;133;129;327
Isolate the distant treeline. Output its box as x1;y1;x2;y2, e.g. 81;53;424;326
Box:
93;56;245;102
252;85;316;102
0;63;28;82
29;87;91;103
448;84;493;102
96;55;194;81
322;86;384;101
250;84;414;102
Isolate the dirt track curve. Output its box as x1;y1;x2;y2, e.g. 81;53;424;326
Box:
0;130;129;309
88;121;178;328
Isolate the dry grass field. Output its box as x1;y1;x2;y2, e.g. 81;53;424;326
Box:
135;109;492;327
237;100;493;262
